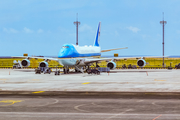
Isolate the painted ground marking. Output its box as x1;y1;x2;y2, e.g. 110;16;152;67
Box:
154;79;166;81
32;91;45;94
153;114;162;120
82;82;90;85
0;100;23;106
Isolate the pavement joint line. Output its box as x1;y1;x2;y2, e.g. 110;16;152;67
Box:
30;79;40;81
0;91;180;96
0;112;178;116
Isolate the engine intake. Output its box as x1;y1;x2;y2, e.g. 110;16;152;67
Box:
39;61;48;68
137;59;146;67
21;59;30;67
107;61;116;69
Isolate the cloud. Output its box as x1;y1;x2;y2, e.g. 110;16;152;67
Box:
37;29;43;33
177;30;180;34
79;24;93;32
127;26;140;33
3;27;45;34
23;27;33;33
3;28;19;33
115;31;119;36
142;34;151;40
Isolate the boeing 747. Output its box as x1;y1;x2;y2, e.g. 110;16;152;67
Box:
14;22;148;74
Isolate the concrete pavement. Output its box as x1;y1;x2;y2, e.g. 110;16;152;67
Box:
0;69;179;94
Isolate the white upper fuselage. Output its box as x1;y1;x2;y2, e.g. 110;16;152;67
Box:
58;44;101;58
74;45;101;54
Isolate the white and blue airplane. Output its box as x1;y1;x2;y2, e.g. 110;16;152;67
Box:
15;22;147;73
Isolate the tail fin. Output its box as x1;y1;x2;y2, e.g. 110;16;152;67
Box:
93;22;101;47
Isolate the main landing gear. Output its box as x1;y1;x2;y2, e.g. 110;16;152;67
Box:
63;68;69;74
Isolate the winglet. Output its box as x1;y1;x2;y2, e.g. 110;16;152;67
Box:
94;22;101;47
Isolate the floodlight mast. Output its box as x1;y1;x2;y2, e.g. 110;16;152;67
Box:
160;12;167;67
74;13;80;45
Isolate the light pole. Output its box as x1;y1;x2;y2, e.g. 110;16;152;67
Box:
160;12;167;67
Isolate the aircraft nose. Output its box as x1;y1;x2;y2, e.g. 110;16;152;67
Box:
58;50;65;58
58;48;72;58
58;53;66;58
59;50;69;58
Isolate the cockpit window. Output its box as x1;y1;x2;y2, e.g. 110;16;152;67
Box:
62;46;69;48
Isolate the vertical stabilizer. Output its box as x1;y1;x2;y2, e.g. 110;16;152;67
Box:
94;22;101;47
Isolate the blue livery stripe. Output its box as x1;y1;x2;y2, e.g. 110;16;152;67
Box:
94;22;101;47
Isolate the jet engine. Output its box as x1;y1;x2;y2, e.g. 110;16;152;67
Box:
107;61;116;69
137;59;146;67
39;61;49;68
21;59;30;67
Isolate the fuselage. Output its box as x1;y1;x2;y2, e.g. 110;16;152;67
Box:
57;44;101;67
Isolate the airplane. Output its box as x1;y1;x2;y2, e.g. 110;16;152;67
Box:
13;22;147;74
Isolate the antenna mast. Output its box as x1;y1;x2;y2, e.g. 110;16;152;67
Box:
74;13;80;45
160;12;167;67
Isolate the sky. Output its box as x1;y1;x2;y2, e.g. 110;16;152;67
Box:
0;0;180;56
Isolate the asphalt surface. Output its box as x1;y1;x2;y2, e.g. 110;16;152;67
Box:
0;95;180;120
0;69;180;120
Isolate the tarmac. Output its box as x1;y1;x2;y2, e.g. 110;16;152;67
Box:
1;69;180;120
0;69;180;96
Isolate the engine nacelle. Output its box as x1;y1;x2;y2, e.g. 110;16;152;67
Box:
21;59;30;67
39;61;48;68
107;61;116;69
137;59;146;67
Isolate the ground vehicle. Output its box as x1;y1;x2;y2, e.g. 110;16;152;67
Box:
122;64;126;69
35;68;41;74
55;70;60;75
13;60;22;69
35;67;52;74
87;69;100;75
98;67;110;72
175;63;180;69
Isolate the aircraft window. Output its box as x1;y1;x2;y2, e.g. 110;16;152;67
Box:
62;46;69;48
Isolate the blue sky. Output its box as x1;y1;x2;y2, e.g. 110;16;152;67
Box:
0;0;180;56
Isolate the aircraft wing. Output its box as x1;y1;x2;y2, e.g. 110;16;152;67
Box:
12;56;59;61
101;47;128;52
84;56;168;64
12;55;168;67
